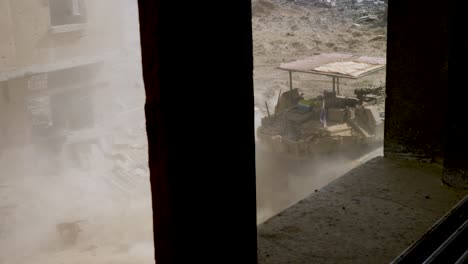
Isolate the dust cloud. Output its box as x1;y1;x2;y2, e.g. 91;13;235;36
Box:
256;140;383;224
0;0;154;263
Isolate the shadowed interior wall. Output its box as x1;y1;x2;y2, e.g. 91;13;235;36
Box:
442;1;468;187
138;1;257;263
384;1;449;158
384;1;468;187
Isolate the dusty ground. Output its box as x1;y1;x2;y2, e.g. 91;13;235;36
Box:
253;0;388;224
258;157;468;263
0;120;154;264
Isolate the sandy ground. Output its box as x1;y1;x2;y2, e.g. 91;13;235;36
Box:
253;0;388;224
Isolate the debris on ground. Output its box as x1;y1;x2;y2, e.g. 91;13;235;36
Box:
56;220;85;246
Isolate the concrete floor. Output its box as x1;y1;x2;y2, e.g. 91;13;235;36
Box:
258;157;468;264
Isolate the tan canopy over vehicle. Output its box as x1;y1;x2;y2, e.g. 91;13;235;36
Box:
257;53;386;158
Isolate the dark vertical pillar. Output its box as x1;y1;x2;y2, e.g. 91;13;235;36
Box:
385;0;468;188
138;1;257;264
332;76;336;93
137;1;174;263
442;1;468;188
289;71;293;91
384;1;449;159
337;77;340;95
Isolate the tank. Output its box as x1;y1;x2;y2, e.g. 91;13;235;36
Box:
256;53;386;158
257;85;385;158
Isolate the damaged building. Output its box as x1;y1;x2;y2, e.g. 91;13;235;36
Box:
0;0;145;172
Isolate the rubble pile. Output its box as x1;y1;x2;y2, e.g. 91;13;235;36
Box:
101;122;150;198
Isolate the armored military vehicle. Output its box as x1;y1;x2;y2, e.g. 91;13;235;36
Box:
256;53;386;158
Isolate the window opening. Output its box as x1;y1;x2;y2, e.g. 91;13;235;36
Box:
253;0;388;224
49;0;87;26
